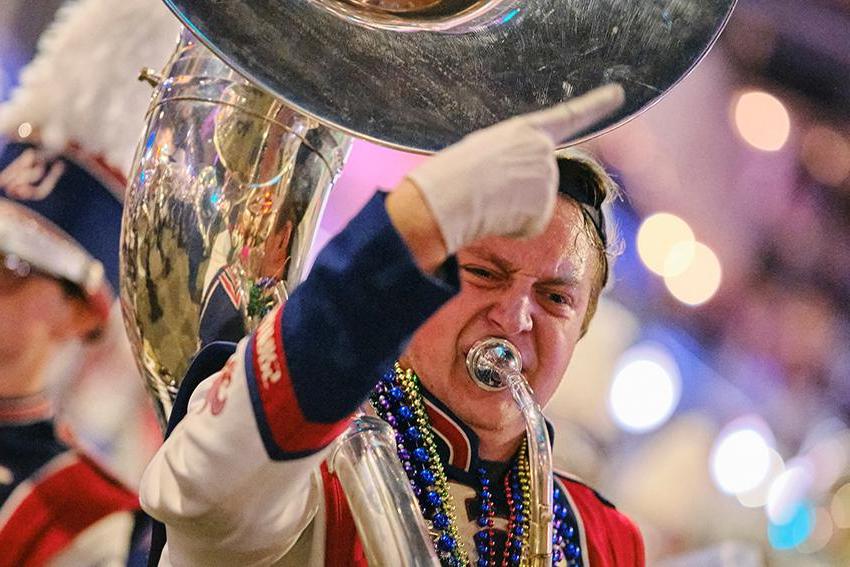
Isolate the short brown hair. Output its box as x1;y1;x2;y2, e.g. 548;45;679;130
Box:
554;149;620;336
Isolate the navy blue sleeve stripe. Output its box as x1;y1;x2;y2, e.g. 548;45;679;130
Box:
282;191;458;423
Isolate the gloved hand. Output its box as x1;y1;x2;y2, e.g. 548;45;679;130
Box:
406;84;624;255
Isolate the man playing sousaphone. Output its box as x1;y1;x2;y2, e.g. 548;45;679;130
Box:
141;85;645;566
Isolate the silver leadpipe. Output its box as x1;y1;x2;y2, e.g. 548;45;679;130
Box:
466;338;554;567
329;416;440;566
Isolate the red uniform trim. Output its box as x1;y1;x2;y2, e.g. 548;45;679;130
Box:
219;267;241;308
320;463;367;567
0;453;138;567
251;306;352;454
423;397;471;470
555;473;645;567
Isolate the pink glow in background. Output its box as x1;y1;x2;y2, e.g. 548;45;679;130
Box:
315;139;426;250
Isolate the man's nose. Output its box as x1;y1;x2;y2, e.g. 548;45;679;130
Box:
487;287;533;336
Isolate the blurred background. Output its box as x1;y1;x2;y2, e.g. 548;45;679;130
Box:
2;0;848;565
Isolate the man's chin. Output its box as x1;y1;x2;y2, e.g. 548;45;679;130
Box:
454;395;522;431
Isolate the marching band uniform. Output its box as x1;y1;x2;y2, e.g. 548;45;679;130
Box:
0;394;142;567
0;3;180;562
0;143;148;566
142;192;644;566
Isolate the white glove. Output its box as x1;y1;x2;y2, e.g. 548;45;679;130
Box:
406;84;624;254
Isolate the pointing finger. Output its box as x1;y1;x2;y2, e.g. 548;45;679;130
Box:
525;84;625;143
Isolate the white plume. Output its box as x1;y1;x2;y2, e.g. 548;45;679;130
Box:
0;0;181;177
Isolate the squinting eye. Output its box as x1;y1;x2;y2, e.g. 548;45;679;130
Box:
542;291;571;307
462;266;495;279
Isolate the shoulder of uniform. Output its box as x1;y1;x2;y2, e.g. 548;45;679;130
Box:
553;468;617;510
36;447;135;507
554;468;645;564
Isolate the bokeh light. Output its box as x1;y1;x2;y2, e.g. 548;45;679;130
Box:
16;121;32;138
662;240;698;279
636;213;695;276
664;242;722;306
736;448;785;508
608;343;681;434
830;483;850;529
733;90;791;151
806;432;850;493
768;501;815;550
797;507;833;554
767;459;814;525
711;417;774;495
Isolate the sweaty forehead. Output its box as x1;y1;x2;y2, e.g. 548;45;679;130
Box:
461;202;594;284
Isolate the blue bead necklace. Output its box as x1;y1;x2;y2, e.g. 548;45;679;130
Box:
370;363;583;566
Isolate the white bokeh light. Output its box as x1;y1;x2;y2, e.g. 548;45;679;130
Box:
711;417;775;495
662;240;697;278
767;459;815;525
736;448;785;508
608;343;681;433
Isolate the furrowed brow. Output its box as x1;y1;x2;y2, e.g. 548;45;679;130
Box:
463;246;516;272
536;274;581;288
465;246;582;286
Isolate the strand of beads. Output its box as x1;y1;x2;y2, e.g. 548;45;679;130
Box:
370;364;468;567
552;487;582;566
370;364;582;567
474;467;497;567
246;276;277;319
500;439;531;567
400;366;469;565
516;446;532;566
471;454;584;567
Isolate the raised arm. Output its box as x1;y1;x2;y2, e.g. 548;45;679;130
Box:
140;193;456;563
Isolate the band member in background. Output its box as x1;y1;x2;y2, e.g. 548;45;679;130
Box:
142;85;644;566
0;2;183;563
0;190;143;565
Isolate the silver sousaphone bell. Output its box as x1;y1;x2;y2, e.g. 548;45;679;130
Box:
120;1;735;564
161;0;736;153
